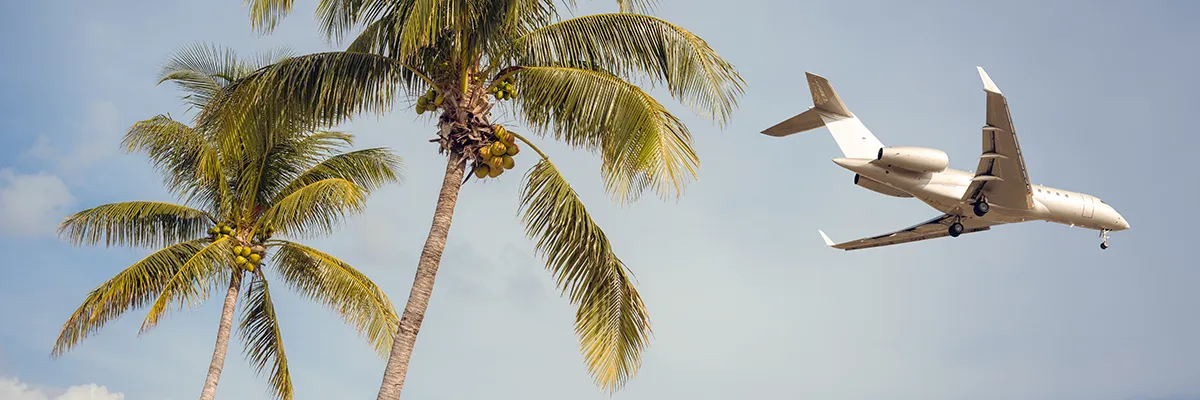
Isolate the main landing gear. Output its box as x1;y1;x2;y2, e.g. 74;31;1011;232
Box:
972;199;990;217
1100;229;1110;250
949;217;965;237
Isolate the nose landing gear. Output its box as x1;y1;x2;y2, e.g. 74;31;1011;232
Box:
1100;229;1110;250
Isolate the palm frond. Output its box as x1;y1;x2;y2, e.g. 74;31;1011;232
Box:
51;240;208;357
317;0;396;44
614;0;657;13
58;202;214;248
159;43;297;112
252;131;357;207
122;116;227;211
271;241;399;355
215;51;419;133
257;178;367;239
515;13;743;126
274;148;403;203
140;236;235;333
513;65;698;203
245;0;295;33
519;158;650;392
239;274;294;400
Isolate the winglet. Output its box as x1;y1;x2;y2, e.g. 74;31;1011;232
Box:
977;66;1002;95
818;230;835;247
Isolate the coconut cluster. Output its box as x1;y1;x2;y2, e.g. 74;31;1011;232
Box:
416;89;443;115
489;76;516;101
472;125;521;179
232;244;266;272
208;224;234;241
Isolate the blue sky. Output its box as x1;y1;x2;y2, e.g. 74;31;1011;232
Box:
2;1;1199;399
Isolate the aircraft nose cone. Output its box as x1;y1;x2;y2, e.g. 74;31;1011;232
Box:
1117;216;1130;230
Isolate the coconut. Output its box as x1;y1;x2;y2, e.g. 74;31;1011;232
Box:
221;226;232;234
479;146;492;158
241;247;252;257
487;165;503;178
506;143;520;156
249;254;261;263
245;264;255;272
473;165;489;179
489;156;503;166
235;256;247;265
501;155;515;169
233;245;244;254
491;142;507;156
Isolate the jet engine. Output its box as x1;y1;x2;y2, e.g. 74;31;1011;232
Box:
854;174;913;198
875;146;950;173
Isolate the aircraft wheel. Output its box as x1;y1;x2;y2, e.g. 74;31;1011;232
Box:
949;222;964;237
973;201;990;217
1100;242;1109;250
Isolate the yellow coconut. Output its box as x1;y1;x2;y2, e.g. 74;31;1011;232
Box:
473;164;489;179
489;156;503;166
491;142;507;156
501;155;515;169
506;143;520;156
249;254;261;264
235;256;247;265
488;165;504;178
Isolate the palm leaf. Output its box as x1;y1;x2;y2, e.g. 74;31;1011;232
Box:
58;201;214;249
513;65;698;203
274;148;404;203
245;0;296;33
257;178;367;239
519;158;650;392
122;116;228;211
160;43;297;113
215;51;421;133
515;13;744;126
271;241;399;355
51;240;209;357
140;236;235;333
239;274;294;400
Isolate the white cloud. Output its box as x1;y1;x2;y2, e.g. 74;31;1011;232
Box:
0;376;124;400
0;168;75;237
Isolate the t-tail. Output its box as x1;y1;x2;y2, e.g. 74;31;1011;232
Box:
761;72;884;159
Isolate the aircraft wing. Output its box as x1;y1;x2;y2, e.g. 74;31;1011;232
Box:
961;67;1035;210
818;214;996;251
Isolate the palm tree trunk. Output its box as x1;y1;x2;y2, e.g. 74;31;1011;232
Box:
199;271;244;400
377;154;467;400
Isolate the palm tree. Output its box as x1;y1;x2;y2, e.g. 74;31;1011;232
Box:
221;1;744;398
51;44;405;400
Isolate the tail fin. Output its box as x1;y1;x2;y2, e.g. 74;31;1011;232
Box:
761;72;884;159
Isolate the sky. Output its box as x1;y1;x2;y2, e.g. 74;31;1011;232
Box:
1;0;1198;399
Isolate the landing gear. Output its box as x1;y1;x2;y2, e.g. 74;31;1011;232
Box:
949;221;965;237
972;199;990;217
1099;229;1110;250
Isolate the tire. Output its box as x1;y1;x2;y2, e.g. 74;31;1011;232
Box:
1100;242;1109;250
949;222;964;237
973;201;990;217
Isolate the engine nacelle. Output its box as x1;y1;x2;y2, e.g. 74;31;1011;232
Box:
875;146;949;173
854;174;912;198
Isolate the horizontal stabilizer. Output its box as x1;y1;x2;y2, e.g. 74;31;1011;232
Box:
762;107;825;137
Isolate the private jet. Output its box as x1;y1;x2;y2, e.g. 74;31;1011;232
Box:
762;67;1129;251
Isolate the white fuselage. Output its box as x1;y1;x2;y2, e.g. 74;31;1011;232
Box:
832;157;1130;232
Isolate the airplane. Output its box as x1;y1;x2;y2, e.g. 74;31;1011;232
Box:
761;67;1130;251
